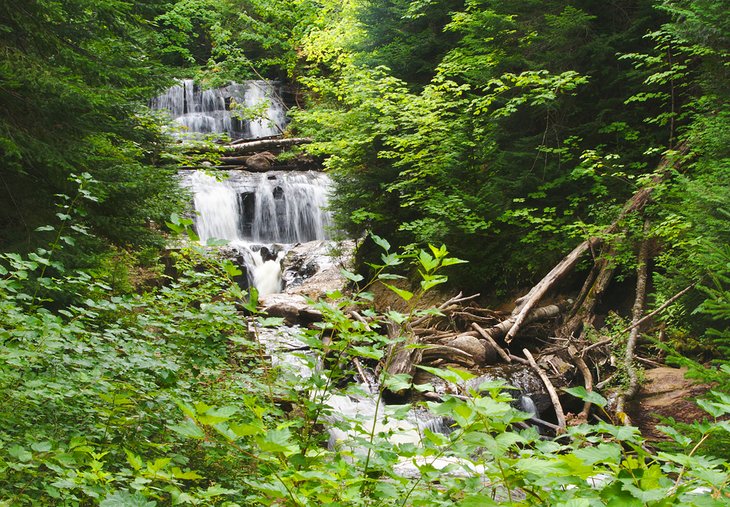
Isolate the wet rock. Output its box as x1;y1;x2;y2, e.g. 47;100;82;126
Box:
245;151;277;171
282;240;357;299
259;293;322;324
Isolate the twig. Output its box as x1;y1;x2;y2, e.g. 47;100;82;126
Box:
529;416;562;432
636;356;664;368
617;282;697;335
352;357;373;392
569;345;594;420
524;349;566;431
409;292;480;328
509;354;530;365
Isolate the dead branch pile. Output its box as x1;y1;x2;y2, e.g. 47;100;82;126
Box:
375;146;694;426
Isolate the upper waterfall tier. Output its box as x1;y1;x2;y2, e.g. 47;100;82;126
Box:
150;80;287;139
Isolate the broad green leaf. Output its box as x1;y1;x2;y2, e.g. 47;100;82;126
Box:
563;386;608;408
100;491;156;507
441;257;468;267
256;428;299;455
382;373;413;392
370;233;390;252
381;282;413;301
8;445;32;462
171;467;203;480
349;345;384;360
458;495;498;507
417;365;476;384
340;268;364;283
168;420;205;439
573;443;622;465
125;450;143;471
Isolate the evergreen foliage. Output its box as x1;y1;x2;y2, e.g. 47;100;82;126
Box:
0;0;179;254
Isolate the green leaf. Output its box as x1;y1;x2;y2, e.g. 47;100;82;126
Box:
515;457;568;476
100;491;156;507
349;345;384;360
30;441;52;453
417;365;476;384
382;373;412;392
341;268;364;283
697;398;730;418
171;467;203;480
563;386;608;408
418;250;439;272
420;275;447;291
458;495;498;507
573;443;622;465
8;445;32;462
125;450;143;471
168;420;206;439
381;282;413;301
256;316;286;327
230;422;265;437
371;233;390;252
656;425;693;446
199;405;239;424
440;257;468;267
198;485;238;498
256;428;299;455
222;260;242;277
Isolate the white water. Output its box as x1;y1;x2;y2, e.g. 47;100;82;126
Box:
184;170;332;295
151;79;287;138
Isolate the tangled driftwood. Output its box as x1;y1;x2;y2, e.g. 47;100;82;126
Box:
374;146;694;426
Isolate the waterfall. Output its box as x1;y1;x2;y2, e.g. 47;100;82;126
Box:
151;79;287;138
183;170;332;295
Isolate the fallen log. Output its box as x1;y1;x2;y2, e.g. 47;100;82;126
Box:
220;155;252;164
560;247;617;339
524;349;567;431
222;137;312;155
504;145;688;343
480;302;568;344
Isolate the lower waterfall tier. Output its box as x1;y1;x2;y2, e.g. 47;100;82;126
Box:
182;169;333;295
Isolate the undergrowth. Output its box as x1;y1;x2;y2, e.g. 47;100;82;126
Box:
0;178;728;505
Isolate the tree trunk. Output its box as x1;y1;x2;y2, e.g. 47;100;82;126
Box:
615;220;651;424
503;145;687;344
560;247;617;339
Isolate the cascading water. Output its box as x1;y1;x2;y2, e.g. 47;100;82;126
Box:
157;78;332;296
150;79;287;138
183;169;332;295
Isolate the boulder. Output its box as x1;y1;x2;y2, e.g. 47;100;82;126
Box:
259;293;322;324
245;151;277;171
